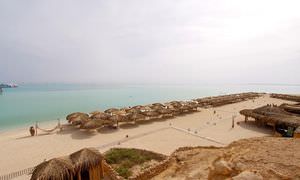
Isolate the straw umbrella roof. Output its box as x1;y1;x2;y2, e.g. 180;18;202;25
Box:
70;115;90;126
186;101;199;108
70;148;104;172
132;105;144;109
126;108;141;114
66;112;89;122
152;103;165;107
104;108;119;114
142;111;160;117
280;104;300;114
157;108;173;115
80;119;103;129
151;104;165;111
109;114;126;122
31;157;75;180
130;113;146;121
90;112;111;120
240;105;300;127
89;111;102;116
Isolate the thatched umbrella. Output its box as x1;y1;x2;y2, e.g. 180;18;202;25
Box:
68;114;90;126
186;101;199;109
152;103;165;107
126;108;141;114
157;108;173;117
108;114;124;126
66;112;89;123
90;112;110;120
80;119;103;130
31;157;75;180
139;105;153;112
151;104;165;111
89;111;101;116
130;113;146;122
104;108;119;114
132;105;144;109
70;148;104;178
178;103;192;113
142;111;160;119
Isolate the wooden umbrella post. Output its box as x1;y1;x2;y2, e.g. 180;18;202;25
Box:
57;118;62;131
35;122;38;136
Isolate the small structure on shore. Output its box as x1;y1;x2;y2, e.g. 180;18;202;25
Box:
240;104;300;137
31;157;75;180
70;148;104;180
31;148;106;180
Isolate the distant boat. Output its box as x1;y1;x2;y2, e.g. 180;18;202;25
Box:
0;83;18;89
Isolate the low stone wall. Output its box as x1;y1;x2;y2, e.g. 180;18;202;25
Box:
102;161;125;180
128;158;172;180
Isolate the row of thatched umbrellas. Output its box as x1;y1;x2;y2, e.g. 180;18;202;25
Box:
66;101;199;130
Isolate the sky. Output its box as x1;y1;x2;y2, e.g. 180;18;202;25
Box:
0;0;300;85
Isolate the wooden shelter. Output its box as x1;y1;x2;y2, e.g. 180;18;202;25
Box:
240;104;300;137
70;148;104;180
280;104;300;114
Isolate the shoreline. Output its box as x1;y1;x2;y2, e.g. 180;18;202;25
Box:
1;92;298;135
0;118;65;134
0;92;263;133
1;91;299;133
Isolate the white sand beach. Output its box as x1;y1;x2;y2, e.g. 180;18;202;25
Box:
0;95;293;178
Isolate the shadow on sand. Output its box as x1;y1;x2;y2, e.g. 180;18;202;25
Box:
16;133;52;140
97;126;119;134
119;123;139;129
237;121;273;135
56;125;97;140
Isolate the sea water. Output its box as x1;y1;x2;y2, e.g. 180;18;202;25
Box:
0;83;299;131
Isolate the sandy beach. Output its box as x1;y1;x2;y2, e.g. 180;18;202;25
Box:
0;94;294;178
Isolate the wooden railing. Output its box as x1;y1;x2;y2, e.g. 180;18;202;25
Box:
0;167;34;180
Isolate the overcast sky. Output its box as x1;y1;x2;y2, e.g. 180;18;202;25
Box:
0;0;299;84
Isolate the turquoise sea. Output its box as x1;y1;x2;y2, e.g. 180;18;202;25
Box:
0;83;300;131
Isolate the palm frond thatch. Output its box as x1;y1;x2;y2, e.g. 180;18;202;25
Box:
31;157;74;180
70;148;104;172
80;119;103;129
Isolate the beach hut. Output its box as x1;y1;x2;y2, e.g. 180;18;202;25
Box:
31;157;75;180
70;148;104;180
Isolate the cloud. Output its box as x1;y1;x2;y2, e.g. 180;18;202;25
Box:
0;0;300;84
